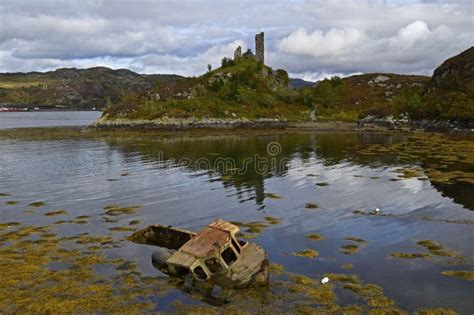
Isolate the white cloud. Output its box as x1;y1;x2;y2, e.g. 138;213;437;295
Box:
278;27;368;58
0;0;472;79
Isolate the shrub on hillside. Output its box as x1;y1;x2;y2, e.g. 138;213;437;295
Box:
221;57;235;68
313;78;341;109
392;90;423;119
358;104;391;119
275;69;289;86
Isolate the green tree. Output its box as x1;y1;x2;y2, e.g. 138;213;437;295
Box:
221;57;235;68
313;80;338;109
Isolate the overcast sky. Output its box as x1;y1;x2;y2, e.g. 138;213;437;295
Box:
0;0;472;80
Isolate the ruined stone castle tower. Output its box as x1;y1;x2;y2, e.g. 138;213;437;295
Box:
234;46;242;59
255;32;264;64
233;32;264;64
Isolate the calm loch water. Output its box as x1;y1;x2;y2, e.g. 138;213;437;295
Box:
0;113;473;313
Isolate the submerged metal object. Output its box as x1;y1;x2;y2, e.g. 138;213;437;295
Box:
129;219;269;288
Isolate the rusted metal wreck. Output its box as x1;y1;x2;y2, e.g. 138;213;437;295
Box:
129;219;269;288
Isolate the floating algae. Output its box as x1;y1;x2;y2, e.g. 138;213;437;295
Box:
0;193;11;197
292;249;319;259
390;240;464;264
391;253;431;259
358;133;474;187
416;240;459;258
343;283;395;308
128;220;142;226
341;264;353;269
305;202;319;209
0;222;21;229
441;270;474;281
231;220;269;235
316;182;330;187
288;274;336;306
345;237;367;243
323;273;359;284
340;244;360;255
305;233;324;241
396;167;424;179
53;220;69;225
44;210;68;217
171;272;363;315
5;200;18;205
264;216;281;225
28;201;46;207
416;307;459;315
352;210;474;226
269;264;285;275
265;192;283;199
72;219;89;225
0;225;172;313
103;204;142;216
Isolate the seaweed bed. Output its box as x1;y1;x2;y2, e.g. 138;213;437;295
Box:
0;129;473;313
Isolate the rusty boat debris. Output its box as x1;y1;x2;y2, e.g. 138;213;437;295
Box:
129;219;269;288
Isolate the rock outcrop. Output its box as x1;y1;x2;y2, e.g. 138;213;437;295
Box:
423;47;474;120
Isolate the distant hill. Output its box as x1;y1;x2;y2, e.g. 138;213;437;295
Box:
422;47;474;120
105;57;309;121
0;67;182;109
289;78;314;89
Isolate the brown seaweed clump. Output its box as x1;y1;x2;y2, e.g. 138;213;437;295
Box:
28;201;46;207
306;233;324;241
305;202;319;209
416;240;459;258
264;216;281;225
345;237;366;243
391;253;431;259
44;210;68;217
340;244;359;255
103;204;142;216
441;270;474;281
0;225;173;313
292;249;319;259
416;307;459;315
264;192;283;199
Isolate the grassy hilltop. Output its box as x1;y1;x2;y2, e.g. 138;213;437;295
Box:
104;57;309;121
101;60;431;122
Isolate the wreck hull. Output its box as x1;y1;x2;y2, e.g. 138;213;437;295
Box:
128;225;195;250
129;220;269;288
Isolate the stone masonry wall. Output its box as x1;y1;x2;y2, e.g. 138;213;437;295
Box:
234;46;242;59
255;32;264;64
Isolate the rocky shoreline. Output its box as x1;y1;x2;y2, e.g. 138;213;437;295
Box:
358;115;474;134
92;116;289;131
91;115;473;134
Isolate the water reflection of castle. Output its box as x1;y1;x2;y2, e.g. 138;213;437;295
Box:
105;133;474;211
